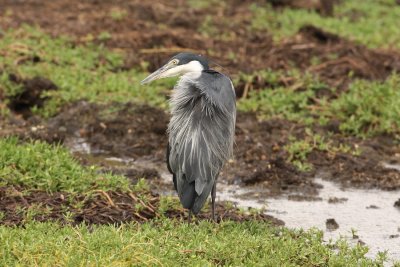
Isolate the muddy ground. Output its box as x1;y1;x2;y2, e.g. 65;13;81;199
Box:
3;100;400;195
0;185;283;226
1;0;400;225
1;0;400;96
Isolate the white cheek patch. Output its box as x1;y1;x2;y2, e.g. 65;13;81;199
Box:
180;61;203;79
182;61;204;73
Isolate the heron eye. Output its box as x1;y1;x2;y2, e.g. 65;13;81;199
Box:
171;59;179;65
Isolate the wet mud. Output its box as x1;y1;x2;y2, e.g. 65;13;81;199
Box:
2;100;400;195
6;75;58;118
0;185;283;226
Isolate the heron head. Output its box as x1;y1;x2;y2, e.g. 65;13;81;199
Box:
141;52;209;85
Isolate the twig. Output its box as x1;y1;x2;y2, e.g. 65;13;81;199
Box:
93;190;116;207
291;43;315;50
134;212;148;221
242;82;250;98
129;193;159;217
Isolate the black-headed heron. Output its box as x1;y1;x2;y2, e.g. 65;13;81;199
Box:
141;53;236;221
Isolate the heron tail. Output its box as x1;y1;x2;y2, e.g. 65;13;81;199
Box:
190;181;215;214
179;179;196;210
178;178;214;215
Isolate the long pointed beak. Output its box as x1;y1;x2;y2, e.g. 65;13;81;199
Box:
140;62;172;85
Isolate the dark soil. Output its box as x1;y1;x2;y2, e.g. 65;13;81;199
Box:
7;75;58;118
0;185;284;226
2;100;400;198
47;101;169;160
328;197;347;204
230;112;400;193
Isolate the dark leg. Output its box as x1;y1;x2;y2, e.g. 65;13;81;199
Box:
211;182;217;222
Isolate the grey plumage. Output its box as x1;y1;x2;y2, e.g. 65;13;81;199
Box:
141;52;236;218
167;70;236;214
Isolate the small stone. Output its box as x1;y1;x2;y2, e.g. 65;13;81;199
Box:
358;240;366;246
394;199;400;208
366;205;379;209
328;197;348;204
326;218;339;231
58;126;67;132
288;195;322;202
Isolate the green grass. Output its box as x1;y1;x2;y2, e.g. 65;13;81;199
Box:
237;69;328;125
109;7;128;21
284;129;355;171
0;137;130;193
329;74;400;137
238;69;400;137
188;0;224;10
251;0;400;49
0;26;173;117
0;220;388;266
285;136;314;172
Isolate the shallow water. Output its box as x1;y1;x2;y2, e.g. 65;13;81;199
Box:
219;177;400;262
383;162;400;172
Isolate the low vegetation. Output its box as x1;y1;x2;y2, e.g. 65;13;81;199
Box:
284;129;355;171
238;69;400;138
329;75;400;137
251;0;400;49
0;26;172;117
1;27;399;138
0;137;130;193
0;218;387;266
237;69;327;125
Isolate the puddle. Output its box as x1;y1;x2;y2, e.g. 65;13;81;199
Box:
66;137;104;154
383;162;400;172
219;178;400;262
